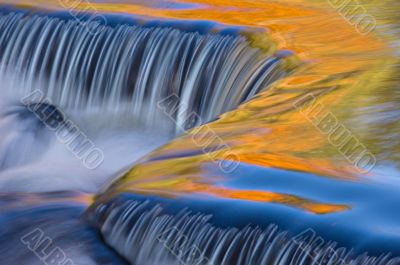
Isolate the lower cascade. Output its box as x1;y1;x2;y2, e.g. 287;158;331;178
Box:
0;3;398;265
90;198;399;265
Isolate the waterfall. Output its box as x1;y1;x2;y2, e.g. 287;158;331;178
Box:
0;12;286;131
0;10;289;192
0;10;311;264
90;197;398;265
0;9;398;265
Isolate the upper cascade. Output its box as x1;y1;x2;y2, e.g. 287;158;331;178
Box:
0;12;286;131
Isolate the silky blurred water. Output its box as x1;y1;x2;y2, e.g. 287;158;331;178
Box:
0;0;399;264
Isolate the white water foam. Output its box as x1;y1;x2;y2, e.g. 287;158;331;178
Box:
0;73;172;192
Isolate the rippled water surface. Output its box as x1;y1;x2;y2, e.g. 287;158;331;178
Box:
0;0;399;264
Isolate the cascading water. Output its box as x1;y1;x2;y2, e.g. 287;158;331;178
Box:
1;0;400;264
89;196;399;265
0;12;285;130
0;9;297;265
0;11;287;192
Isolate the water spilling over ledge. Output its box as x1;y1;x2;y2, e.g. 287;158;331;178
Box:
0;0;399;264
0;9;291;192
89;194;400;265
0;11;289;132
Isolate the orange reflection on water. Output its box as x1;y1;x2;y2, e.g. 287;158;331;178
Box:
0;192;93;211
179;183;349;215
88;0;391;211
112;174;348;215
4;0;396;214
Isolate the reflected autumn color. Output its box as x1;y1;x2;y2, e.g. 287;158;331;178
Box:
77;0;397;209
1;0;400;258
3;0;398;212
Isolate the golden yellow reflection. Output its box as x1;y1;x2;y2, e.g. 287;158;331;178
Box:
4;0;398;214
